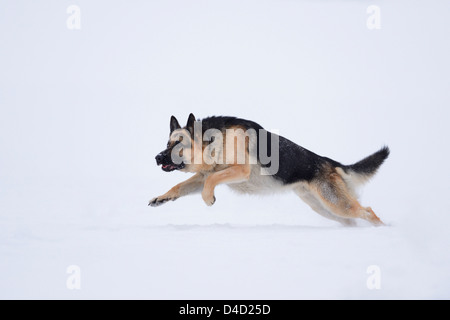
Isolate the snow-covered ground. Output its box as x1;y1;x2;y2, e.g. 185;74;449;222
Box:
1;177;449;299
1;0;449;299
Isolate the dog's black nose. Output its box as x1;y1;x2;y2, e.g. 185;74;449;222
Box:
155;154;163;165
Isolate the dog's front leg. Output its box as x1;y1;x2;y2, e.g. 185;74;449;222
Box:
149;173;205;207
202;165;251;206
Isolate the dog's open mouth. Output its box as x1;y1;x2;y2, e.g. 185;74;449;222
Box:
161;163;185;172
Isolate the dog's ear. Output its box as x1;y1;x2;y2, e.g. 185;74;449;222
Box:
170;116;181;133
186;113;196;136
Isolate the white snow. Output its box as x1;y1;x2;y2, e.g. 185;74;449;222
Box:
1;0;449;299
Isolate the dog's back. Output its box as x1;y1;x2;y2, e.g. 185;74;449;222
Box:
150;114;389;226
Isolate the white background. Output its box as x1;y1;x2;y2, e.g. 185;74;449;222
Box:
0;0;449;299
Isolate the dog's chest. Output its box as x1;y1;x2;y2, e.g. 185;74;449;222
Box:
226;165;287;195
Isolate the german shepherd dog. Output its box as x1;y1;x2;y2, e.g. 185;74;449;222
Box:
149;114;389;226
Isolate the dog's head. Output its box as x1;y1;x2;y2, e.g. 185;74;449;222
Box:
155;113;197;172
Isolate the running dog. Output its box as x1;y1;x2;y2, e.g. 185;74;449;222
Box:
149;114;389;226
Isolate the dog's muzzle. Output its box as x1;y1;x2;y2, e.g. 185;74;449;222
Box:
155;153;164;166
155;152;185;172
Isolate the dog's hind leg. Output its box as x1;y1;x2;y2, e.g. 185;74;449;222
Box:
149;172;205;207
311;171;384;226
294;184;356;226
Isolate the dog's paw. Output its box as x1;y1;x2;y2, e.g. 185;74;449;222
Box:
202;192;216;207
148;196;173;207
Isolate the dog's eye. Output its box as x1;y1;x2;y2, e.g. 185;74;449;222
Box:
168;140;181;149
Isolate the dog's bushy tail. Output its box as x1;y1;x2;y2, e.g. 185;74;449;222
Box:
337;146;390;188
348;146;390;177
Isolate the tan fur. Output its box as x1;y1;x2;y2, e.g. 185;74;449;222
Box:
149;173;205;206
306;164;384;226
202;164;251;206
152;121;385;226
151;127;253;207
294;182;357;226
335;167;372;198
227;164;286;194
